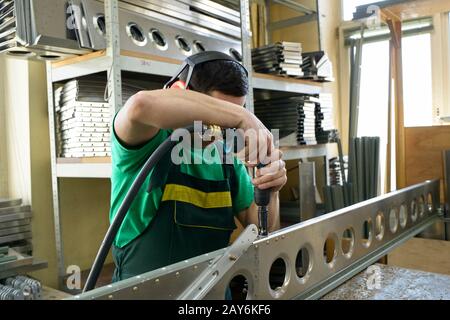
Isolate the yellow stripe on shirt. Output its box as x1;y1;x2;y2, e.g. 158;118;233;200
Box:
161;184;232;209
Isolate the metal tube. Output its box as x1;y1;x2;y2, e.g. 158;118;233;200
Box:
83;128;193;292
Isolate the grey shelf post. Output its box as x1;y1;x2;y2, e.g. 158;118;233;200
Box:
46;62;66;290
46;0;123;291
240;0;255;114
105;0;123;114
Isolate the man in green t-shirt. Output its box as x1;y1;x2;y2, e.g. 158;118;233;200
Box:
110;54;287;282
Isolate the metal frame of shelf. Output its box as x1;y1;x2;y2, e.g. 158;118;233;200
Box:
46;0;327;290
265;0;320;46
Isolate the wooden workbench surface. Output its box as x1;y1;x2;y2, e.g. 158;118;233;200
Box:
41;286;72;300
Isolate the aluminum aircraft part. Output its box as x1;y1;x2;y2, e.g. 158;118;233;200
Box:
176;0;240;26
69;0;93;49
121;0;241;38
72;180;440;300
178;224;258;300
27;0;86;54
117;1;240;43
79;0;242;61
2;0;242;61
0;0;89;60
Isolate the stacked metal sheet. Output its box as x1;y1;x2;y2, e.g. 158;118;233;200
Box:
301;51;333;82
301;97;317;145
315;93;334;144
55;75;151;158
55;77;110;158
0;199;32;254
252;42;304;77
254;95;320;146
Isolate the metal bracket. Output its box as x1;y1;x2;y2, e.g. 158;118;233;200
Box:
178;224;258;300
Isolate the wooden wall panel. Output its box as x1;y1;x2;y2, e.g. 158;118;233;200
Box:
388;238;450;276
405;126;450;201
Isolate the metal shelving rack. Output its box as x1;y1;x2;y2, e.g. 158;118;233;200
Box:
46;0;328;289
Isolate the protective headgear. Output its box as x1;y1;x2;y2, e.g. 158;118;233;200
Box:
164;51;248;90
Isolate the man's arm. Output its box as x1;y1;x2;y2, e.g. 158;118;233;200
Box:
115;89;268;147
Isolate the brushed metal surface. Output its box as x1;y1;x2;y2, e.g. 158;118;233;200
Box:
73;180;440;300
79;0;242;61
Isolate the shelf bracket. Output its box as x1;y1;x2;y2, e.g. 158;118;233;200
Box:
269;13;318;31
272;0;316;15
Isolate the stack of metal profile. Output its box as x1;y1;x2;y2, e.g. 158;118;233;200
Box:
329;156;348;186
55;79;111;158
254;95;319;146
251;42;304;77
0;199;32;250
55;75;150;158
301;51;333;82
315;93;334;144
323;137;380;212
0;275;42;300
0;0;88;60
301;97;317;145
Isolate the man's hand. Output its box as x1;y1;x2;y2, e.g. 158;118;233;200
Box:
250;149;287;192
235;112;287;192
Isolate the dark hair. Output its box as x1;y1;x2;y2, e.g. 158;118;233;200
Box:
188;60;249;97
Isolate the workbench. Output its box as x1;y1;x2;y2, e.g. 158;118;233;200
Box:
322;264;450;300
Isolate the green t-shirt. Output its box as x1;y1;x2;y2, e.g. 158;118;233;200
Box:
110;126;255;248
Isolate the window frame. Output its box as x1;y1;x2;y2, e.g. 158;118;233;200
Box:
430;12;450;121
338;14;450;132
